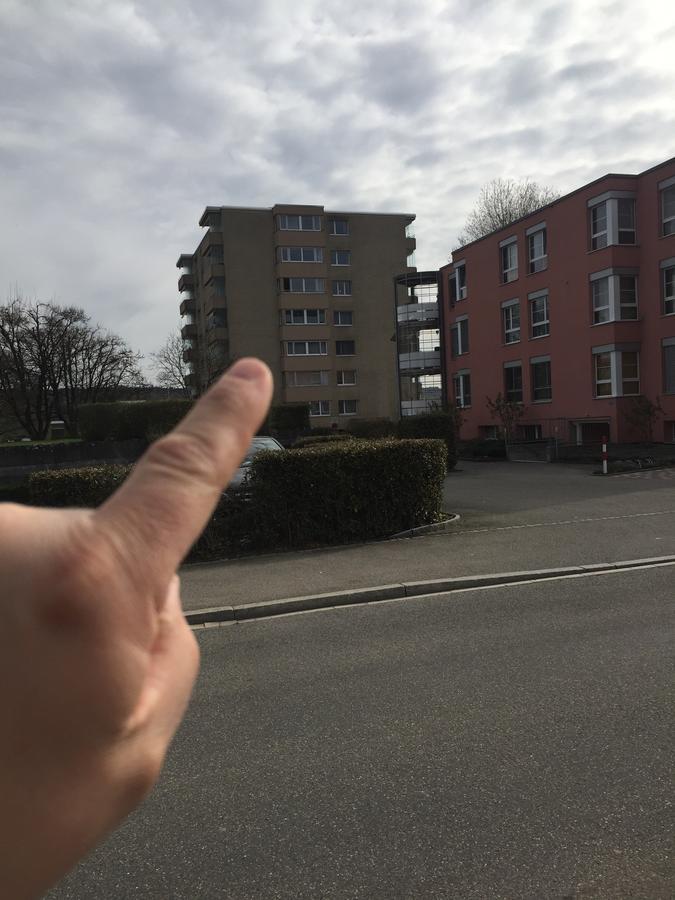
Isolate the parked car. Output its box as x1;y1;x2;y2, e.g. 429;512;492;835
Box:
226;436;284;493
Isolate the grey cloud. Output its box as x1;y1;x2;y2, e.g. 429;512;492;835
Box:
357;37;446;115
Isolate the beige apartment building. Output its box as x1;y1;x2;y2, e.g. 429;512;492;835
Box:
176;204;417;423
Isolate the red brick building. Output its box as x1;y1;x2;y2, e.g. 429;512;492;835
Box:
441;156;675;445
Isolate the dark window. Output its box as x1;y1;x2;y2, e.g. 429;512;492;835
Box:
504;364;523;402
531;360;552;401
617;199;636;244
336;340;355;355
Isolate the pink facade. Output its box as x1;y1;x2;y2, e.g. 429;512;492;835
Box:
441;157;675;444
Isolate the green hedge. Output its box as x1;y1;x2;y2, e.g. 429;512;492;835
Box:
249;438;446;548
267;403;310;433
397;412;457;469
292;433;355;448
78;400;192;442
346;418;397;439
22;438;447;559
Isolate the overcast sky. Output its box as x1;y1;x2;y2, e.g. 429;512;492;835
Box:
2;0;674;373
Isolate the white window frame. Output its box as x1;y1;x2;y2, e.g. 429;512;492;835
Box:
279;277;326;294
338;399;358;416
278;246;323;263
331;249;351;266
335;340;356;356
529;290;549;338
454;261;467;300
337;369;357;386
661;258;675;315
285;341;328;356
590;270;639;324
277;214;322;231
282;308;327;325
333;310;353;326
663;338;675;394
330;218;349;236
332;279;352;296
451;316;469;357
530;356;552;402
588;192;637;249
453;370;471;408
592;346;640;397
500;239;518;283
527;224;547;273
284;370;329;387
504;361;523;403
662;184;675;237
309;400;330;417
502;300;521;344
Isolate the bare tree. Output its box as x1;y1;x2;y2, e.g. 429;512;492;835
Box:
0;295;144;439
150;330;190;395
486;392;524;445
455;179;561;248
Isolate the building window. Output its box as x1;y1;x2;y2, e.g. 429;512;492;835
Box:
284;370;329;387
278;246;323;263
331;249;351;266
617;199;636;244
330;218;349;236
527;228;547;273
593;349;640;397
333;279;352;296
338;399;358;416
455;263;467;300
336;340;355;355
500;241;518;283
531;358;552;402
590;202;608;249
589;194;637;248
282;308;326;325
453;371;471;408
519;424;543;441
504;363;523;403
334;310;353;326
591;272;639;324
663;264;675;315
529;292;550;338
662;185;675;236
277;214;321;231
663;342;675;394
450;318;469;357
285;341;328;356
337;369;357;385
309;400;330;417
502;301;521;344
279;277;325;293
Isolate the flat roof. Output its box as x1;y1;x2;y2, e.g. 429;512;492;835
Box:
199;204;415;225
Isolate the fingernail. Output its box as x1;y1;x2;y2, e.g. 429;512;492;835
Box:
227;358;267;382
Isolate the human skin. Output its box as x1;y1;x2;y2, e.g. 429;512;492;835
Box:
0;358;273;900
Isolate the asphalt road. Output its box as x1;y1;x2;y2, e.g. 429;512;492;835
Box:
50;565;675;899
180;462;675;609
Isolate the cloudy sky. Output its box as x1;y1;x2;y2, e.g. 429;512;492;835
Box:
2;0;674;373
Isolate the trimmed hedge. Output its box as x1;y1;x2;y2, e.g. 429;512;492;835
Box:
346;418;397;439
292;433;355;448
249;438;446;548
267;403;310;432
78;400;192;442
459;439;507;459
22;438;447;559
397;412;457;469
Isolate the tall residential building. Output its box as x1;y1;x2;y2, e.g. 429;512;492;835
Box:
441;156;675;444
177;204;416;423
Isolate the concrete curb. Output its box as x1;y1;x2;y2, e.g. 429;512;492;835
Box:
389;513;460;539
186;554;675;627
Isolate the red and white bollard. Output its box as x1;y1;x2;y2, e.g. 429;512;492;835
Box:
602;435;608;475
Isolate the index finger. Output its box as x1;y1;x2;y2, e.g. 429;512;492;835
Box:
97;358;273;581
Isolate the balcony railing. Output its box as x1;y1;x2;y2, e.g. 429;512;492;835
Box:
401;399;441;415
180;298;196;317
397;302;439;324
178;273;195;293
398;351;441;372
181;323;197;340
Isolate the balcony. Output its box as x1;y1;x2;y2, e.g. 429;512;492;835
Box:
176;253;193;269
178;273;194;293
200;229;224;255
185;372;198;390
397;302;439;325
398;350;441;372
202;258;225;284
180;297;196;317
181;323;197;340
206;326;228;344
183;347;196;363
